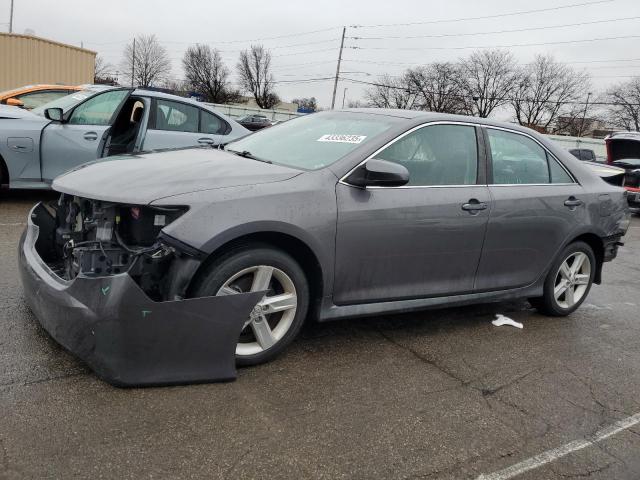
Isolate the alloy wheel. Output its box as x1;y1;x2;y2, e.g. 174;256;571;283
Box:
553;252;591;309
217;265;298;357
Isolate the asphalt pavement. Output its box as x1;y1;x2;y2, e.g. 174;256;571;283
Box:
1;190;640;480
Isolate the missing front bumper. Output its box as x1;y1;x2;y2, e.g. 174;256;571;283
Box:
18;203;264;387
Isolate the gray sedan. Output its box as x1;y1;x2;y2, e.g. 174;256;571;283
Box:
19;109;630;385
0;86;248;189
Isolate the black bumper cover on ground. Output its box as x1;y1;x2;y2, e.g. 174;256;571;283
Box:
18;203;264;387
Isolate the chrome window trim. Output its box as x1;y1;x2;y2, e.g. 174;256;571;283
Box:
339;120;580;190
489;183;578;187
339;120;482;190
483;125;579;186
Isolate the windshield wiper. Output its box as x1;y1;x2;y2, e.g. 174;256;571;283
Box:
227;149;272;164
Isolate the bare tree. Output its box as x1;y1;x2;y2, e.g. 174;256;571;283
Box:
182;44;241;103
365;73;417;109
237;45;279;109
120;35;171;88
457;49;519;117
94;56;113;81
606;77;640;131
405;63;466;114
510;55;590;131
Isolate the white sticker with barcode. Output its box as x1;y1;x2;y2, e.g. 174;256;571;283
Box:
317;134;367;144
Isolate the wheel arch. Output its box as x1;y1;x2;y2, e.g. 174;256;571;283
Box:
567;232;604;284
186;229;326;314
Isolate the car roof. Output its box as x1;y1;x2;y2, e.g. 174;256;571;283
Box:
335;108;539;134
133;88;212;108
606;131;640;141
80;86;224;112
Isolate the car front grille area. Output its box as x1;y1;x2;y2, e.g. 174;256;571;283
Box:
38;194;186;300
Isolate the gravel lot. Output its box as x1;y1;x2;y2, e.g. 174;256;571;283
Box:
2;191;640;480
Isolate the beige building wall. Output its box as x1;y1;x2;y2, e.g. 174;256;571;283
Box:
0;33;96;91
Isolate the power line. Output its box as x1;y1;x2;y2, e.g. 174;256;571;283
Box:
349;34;640;51
84;27;341;47
348;16;640;40
272;47;337;58
350;0;614;28
341;57;640;67
271;60;338;71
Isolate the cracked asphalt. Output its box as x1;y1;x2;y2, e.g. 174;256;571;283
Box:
1;190;640;480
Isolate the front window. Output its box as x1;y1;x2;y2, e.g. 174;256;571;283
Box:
32;90;94;117
374;124;478;186
68;90;130;125
226;112;398;170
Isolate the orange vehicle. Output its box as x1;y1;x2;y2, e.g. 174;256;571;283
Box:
0;84;82;110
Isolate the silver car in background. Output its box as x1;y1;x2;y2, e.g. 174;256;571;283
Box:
0;86;248;189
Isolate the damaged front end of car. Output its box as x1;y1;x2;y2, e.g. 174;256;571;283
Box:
18;196;265;387
46;194;197;301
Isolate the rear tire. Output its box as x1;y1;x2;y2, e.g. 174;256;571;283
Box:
530;241;596;316
192;243;309;366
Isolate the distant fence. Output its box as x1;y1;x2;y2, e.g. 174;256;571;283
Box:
206;103;303;122
545;134;607;159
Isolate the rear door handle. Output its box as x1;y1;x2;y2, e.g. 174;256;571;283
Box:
564;197;583;208
83;132;98;141
198;137;215;145
461;199;488;213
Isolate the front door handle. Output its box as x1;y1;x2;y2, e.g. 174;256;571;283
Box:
461;199;488;213
564;196;583;208
198;137;215;145
83;132;98;141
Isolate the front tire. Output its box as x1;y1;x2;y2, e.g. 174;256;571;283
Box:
530;241;596;316
192;244;309;366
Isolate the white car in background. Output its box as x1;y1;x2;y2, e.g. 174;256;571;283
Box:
0;86;248;189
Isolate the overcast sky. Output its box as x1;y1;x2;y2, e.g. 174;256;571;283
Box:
2;0;640;114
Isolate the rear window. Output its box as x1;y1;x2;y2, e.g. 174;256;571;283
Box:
154;99;199;133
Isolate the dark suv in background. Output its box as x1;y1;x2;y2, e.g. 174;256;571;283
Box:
605;132;640;208
236;114;274;131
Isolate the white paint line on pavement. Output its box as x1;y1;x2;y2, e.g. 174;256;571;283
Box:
0;223;26;226
477;412;640;480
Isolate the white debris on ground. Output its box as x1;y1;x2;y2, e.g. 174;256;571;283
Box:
492;314;524;329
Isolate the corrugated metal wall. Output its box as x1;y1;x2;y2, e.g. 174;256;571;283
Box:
0;33;96;91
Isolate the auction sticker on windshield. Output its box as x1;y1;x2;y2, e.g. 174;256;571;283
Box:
317;134;367;144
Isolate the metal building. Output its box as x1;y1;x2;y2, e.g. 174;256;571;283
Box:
0;33;96;91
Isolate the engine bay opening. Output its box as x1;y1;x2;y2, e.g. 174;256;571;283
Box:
36;194;189;301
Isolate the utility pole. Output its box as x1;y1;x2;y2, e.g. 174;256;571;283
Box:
9;0;14;33
578;92;592;137
330;26;346;110
131;37;136;88
342;87;348;108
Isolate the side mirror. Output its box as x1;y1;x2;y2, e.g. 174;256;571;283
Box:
6;97;25;108
44;108;64;122
345;159;409;188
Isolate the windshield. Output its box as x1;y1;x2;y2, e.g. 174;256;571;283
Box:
31;89;102;117
226;111;398;170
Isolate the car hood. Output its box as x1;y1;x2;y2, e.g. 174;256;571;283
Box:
0;104;43;119
52;147;303;204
